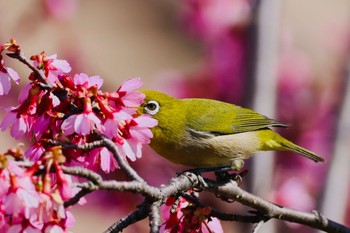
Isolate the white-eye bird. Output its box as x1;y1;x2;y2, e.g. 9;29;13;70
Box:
138;90;325;170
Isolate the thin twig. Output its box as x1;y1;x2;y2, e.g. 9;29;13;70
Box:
6;51;51;87
96;135;145;183
64;188;92;208
62;165;104;184
104;201;150;233
53;137;146;183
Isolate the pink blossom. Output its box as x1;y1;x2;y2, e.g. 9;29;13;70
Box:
0;55;20;96
117;77;145;107
0;108;32;139
18;83;32;104
100;147;118;172
32;115;50;140
7;215;42;233
64;211;75;228
121;116;157;161
44;224;64;233
103;111;133;138
61;111;101;136
32;53;71;85
4;175;39;217
0;67;20;96
160;195;223;233
118;139;140;162
115;116;157;162
10;114;31;139
37;194;58;224
25;142;45;161
55;163;73;201
84;147;118;173
73;73;103;89
0;108;16;131
0;169;10;196
50;92;60;107
46;54;71;73
130;115;158;144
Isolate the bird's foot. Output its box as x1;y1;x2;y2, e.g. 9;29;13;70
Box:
215;169;249;185
180;166;232;175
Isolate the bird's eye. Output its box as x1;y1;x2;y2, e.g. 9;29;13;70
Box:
144;100;160;115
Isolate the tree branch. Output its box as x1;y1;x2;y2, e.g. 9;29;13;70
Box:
6;51;51;87
181;193;268;223
19;141;349;233
149;201;162;233
208;179;350;233
97;135;145;183
104;201;150;233
53;136;145;183
60;165;350;233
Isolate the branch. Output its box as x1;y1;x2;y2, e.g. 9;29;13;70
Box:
64;188;92;208
60;165;350;233
149;201;162;233
104;201;150;233
181;193;268;223
208;179;350;233
53;137;145;183
97;135;145;183
6;51;51;87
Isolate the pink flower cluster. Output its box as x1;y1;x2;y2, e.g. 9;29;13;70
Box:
0;39;157;232
160;195;223;233
0;149;75;232
0;42;157;173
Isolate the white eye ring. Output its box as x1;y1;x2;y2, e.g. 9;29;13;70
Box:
144;100;160;115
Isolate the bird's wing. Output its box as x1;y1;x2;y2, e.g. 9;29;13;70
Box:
185;99;287;138
231;107;287;133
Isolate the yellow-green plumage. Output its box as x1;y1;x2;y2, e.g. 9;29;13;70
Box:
139;90;324;170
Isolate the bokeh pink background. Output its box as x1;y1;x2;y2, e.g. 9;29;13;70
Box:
1;1;350;232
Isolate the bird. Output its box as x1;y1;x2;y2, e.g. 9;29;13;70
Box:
138;90;325;170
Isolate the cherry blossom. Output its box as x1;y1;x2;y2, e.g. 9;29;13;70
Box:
0;52;20;96
31;52;71;85
0;39;158;232
160;195;224;233
0;64;20;95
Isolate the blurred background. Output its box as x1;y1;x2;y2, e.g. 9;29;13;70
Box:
1;0;350;232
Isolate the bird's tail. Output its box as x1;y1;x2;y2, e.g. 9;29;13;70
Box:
280;140;325;162
259;130;325;162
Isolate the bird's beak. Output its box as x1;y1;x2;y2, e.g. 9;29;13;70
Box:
136;105;144;116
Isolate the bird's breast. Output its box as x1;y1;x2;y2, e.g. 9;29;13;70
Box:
150;130;260;168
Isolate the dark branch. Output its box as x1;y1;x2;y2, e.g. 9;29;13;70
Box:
6;51;51;87
104;201;150;233
182;193;268;223
64;188;92;208
208;179;350;233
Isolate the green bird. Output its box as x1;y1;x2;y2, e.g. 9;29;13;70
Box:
138;90;325;170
